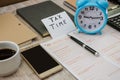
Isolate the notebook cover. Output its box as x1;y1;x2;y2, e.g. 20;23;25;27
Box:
0;13;37;45
16;1;74;37
0;0;27;7
64;0;76;11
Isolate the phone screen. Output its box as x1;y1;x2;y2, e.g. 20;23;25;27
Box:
21;45;60;74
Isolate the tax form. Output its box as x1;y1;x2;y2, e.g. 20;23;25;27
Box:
41;25;120;80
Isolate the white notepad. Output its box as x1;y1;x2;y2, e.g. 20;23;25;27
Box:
41;11;76;38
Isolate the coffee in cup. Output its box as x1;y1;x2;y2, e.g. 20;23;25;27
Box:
0;41;21;76
0;48;16;60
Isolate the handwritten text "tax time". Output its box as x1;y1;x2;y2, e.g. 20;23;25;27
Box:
48;14;67;29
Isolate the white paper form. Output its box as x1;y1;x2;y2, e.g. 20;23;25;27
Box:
69;26;120;67
41;35;120;80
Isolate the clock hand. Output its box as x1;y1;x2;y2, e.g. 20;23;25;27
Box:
84;16;103;20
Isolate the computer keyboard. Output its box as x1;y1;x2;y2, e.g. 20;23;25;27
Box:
108;13;120;31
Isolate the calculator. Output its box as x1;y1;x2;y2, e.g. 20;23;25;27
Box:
108;6;120;31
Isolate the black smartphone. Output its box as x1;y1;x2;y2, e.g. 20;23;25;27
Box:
21;45;62;79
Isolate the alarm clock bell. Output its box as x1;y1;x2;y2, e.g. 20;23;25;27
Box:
74;0;109;34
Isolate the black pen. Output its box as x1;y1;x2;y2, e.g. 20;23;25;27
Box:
68;35;100;57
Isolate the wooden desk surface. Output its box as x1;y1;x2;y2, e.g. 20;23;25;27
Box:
0;0;76;80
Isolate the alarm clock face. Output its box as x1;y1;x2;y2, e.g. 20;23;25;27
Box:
77;6;105;32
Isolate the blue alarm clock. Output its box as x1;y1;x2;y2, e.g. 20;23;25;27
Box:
74;0;109;34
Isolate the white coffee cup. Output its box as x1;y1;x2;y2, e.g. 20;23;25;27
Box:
0;41;21;76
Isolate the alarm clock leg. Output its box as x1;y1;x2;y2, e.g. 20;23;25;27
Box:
98;31;102;35
77;29;82;33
